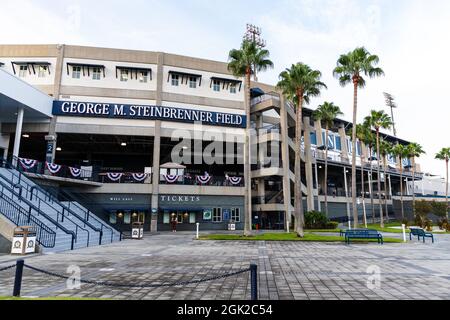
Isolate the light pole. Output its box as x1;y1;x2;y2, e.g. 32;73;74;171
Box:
384;92;397;137
243;24;266;82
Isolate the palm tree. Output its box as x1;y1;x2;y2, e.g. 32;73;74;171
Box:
392;144;409;220
435;148;450;219
277;63;327;237
364;130;377;224
313;102;343;217
354;123;372;227
407;143;425;216
333;47;384;228
364;110;393;228
228;40;274;236
379;139;393;221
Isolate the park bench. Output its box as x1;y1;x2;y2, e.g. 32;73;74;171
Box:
344;229;383;244
340;229;369;237
409;228;434;243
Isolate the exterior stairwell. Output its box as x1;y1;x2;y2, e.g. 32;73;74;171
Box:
0;165;121;253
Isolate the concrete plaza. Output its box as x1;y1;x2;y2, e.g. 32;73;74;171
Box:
0;231;449;300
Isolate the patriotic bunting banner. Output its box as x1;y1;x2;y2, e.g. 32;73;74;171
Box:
164;174;180;183
227;176;243;185
69;167;81;178
45;162;62;174
196;174;211;184
131;173;148;182
107;173;123;181
19;158;37;171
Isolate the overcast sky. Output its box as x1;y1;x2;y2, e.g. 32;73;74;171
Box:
1;0;449;177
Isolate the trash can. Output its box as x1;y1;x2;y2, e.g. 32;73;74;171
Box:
11;226;36;255
131;222;144;239
228;220;236;231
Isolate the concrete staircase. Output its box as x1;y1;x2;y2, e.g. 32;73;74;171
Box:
0;166;121;253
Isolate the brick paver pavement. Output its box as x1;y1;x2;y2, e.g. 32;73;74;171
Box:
0;232;449;300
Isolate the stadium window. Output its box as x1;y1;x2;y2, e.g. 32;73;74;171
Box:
310;132;317;145
213;80;220;92
212;207;222;222
72;66;81;79
230;83;237;94
189;76;197;88
231;208;240;222
335;136;342;151
38;65;47;78
92;67;101;80
171;74;179;86
120;69;129;82
139;71;148;83
19;65;28;78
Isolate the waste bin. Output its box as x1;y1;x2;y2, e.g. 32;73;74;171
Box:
228;220;236;231
131;222;144;239
11;226;36;255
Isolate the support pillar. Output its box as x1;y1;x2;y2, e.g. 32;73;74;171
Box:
343;166;351;228
12;107;24;165
303;116;314;211
338;124;349;162
279;93;292;230
314;163;321;211
150;52;165;232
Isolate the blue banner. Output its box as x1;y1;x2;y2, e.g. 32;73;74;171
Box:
52;100;246;128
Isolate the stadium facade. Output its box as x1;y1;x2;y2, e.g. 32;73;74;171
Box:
0;44;423;233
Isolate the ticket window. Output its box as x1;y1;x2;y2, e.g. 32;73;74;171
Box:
132;211;145;224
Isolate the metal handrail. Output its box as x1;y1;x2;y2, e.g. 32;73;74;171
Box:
0;179;75;249
0;171;90;247
0;170;103;245
0;190;56;248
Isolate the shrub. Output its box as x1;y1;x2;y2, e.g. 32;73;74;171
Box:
325;221;339;230
401;218;409;227
304;211;328;229
430;201;448;219
415;200;432;228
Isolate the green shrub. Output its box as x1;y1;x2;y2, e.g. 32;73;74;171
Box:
325;221;339;229
430;201;448;218
304;211;332;229
401;218;409;227
425;219;433;232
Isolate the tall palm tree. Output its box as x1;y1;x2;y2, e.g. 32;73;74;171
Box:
392;144;409;220
313;102;343;217
365;130;377;224
333;47;384;228
354;123;372;227
364;110;392;228
435;148;450;219
407;143;425;216
277;63;327;237
228;40;274;236
379;139;393;221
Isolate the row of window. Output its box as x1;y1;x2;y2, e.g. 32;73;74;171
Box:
17;65;48;78
170;74;238;94
71;66;151;83
161;208;241;224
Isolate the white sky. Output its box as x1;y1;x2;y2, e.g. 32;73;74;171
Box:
1;0;449;177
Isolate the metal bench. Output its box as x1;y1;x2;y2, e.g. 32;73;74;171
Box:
409;228;434;243
340;229;369;237
344;229;384;244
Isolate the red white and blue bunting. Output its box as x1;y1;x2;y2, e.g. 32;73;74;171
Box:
227;176;243;185
69;167;81;178
45;162;62;174
107;173;123;182
131;173;148;182
164;174;180;184
196;173;211;185
19;158;38;171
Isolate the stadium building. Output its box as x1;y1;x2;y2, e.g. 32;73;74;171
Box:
0;44;423;250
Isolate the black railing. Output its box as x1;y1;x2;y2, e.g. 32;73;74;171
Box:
0;190;56;248
2;157;121;244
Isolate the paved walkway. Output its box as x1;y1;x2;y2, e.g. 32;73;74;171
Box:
0;232;449;300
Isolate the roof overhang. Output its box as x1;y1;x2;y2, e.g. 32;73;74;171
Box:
0;69;53;122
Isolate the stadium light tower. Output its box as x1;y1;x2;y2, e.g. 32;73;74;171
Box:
384;92;398;137
243;24;266;81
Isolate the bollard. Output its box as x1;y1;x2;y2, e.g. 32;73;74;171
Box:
13;259;24;297
250;263;258;300
196;223;199;239
402;224;407;242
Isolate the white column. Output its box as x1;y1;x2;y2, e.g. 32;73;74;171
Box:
12;107;24;164
343;167;351;229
